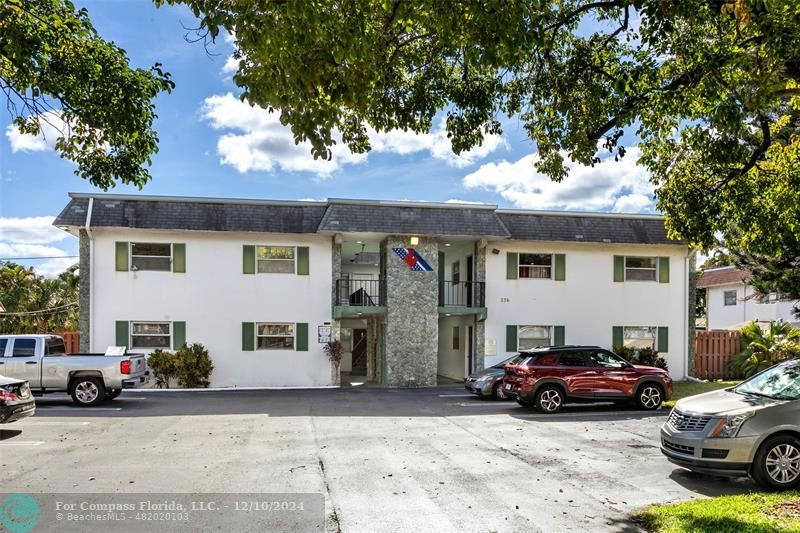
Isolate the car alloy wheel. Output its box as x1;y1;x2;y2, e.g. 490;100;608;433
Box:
75;381;99;403
537;387;563;413
493;382;508;400
766;444;800;485
638;385;662;409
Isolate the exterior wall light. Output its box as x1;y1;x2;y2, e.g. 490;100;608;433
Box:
409;236;419;246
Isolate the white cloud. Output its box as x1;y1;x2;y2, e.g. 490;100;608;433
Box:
0;217;76;277
462;147;656;212
201;93;506;177
221;55;239;75
5;111;68;153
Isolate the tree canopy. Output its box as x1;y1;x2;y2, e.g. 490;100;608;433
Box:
161;0;800;254
0;262;79;334
1;0;174;189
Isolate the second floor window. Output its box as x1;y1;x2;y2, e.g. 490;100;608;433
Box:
131;243;171;271
519;254;552;279
257;246;295;273
625;256;657;281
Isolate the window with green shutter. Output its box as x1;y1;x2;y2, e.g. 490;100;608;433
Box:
297;247;310;275
506;325;518;352
115;242;129;272
295;323;308;351
172;321;186;349
553;325;565;346
242;322;255;351
172;244;186;273
657;327;669;352
554;254;566;281
506;253;518;280
115;321;129;347
612;326;623;351
613;256;624;282
658;257;670;283
243;245;255;275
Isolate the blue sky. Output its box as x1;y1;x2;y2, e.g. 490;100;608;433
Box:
0;1;656;276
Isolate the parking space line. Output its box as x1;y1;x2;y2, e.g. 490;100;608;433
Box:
439;394;473;398
37;407;122;411
0;441;45;446
24;421;91;425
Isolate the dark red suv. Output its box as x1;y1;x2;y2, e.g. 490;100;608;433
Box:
502;345;672;413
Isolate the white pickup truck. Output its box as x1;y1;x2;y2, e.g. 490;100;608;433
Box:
0;334;148;406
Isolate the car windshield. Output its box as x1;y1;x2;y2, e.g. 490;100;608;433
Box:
492;354;528;368
734;362;800;401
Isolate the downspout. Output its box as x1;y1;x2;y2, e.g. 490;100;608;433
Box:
85;198;94;351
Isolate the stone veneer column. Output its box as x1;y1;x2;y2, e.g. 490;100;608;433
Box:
382;236;439;387
474;240;487;371
78;229;91;352
330;235;343;385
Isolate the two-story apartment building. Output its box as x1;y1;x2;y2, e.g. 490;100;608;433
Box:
54;193;694;388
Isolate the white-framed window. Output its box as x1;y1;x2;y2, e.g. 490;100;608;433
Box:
257;246;295;274
131;322;171;349
130;243;171;271
623;326;656;350
518;325;551;350
519;253;553;279
256;323;294;349
624;256;657;281
724;290;737;306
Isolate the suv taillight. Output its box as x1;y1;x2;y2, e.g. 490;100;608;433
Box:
120;360;131;375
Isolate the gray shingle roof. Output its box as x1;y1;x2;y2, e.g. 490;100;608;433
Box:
54;195;327;234
317;201;510;237
53;194;682;245
497;212;680;245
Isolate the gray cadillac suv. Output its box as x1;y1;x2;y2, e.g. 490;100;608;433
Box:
661;359;800;490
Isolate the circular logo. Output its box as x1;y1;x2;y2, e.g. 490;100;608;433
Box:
0;494;41;533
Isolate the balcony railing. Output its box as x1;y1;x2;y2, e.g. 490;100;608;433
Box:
335;278;387;307
439;280;486;308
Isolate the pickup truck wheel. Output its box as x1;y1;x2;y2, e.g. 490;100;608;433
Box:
70;377;105;407
105;389;122;401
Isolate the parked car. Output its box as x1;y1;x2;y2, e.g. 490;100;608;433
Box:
0;335;148;407
0;374;36;423
661;359;800;490
465;354;527;400
503;345;672;413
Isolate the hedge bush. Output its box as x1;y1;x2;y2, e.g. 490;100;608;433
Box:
175;343;214;388
147;349;178;389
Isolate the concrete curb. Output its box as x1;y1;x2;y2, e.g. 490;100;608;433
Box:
131;386;341;393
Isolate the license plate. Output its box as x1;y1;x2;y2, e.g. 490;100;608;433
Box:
504;383;512;390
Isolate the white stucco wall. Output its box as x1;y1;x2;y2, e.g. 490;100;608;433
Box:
89;229;333;387
437;314;475;380
483;241;691;379
706;283;778;330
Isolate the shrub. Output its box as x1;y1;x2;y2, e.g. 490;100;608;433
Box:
729;321;800;378
175;343;214;388
615;345;669;371
323;340;343;367
147;349;178;389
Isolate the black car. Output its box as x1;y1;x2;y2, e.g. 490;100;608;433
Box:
464;354;527;400
0;375;36;424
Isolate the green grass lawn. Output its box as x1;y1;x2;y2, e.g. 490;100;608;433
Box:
664;380;741;409
633;492;800;533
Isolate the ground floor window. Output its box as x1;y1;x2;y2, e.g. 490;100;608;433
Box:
623;326;656;350
257;323;294;349
131;322;171;348
518;325;551;350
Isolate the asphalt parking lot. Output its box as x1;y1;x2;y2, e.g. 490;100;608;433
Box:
1;386;758;532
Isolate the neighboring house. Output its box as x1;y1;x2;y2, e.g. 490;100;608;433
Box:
54;193;694;388
698;266;800;330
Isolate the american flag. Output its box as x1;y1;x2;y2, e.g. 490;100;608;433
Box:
393;247;433;271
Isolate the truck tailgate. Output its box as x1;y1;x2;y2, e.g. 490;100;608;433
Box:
128;354;147;377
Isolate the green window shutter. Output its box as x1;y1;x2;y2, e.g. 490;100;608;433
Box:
613;255;624;282
115;242;129;272
172;243;186;273
553;325;565;346
242;322;255;351
506;325;518;352
658;257;670;283
438;251;445;281
172;321;186;349
506;252;518;280
115;321;129;347
657;327;669;352
612;326;623;351
243;245;255;275
296;323;308;351
297;246;310;275
554;254;566;281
